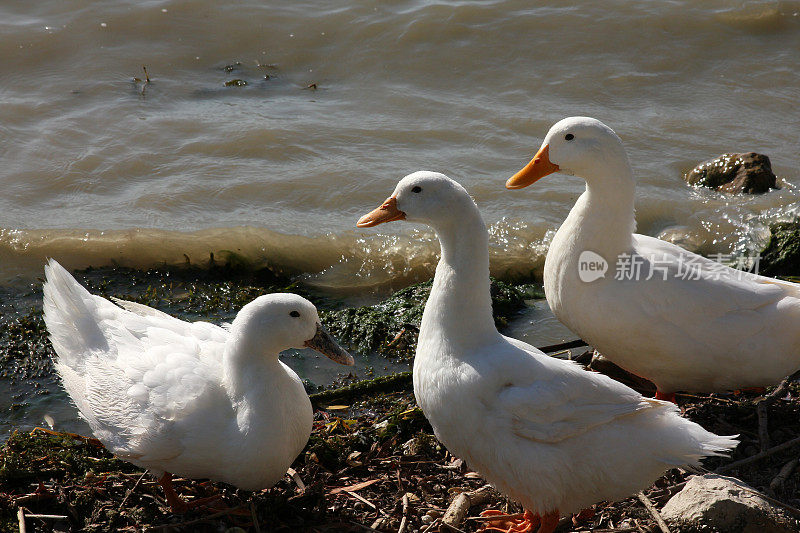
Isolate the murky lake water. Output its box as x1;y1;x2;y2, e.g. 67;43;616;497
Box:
1;0;799;435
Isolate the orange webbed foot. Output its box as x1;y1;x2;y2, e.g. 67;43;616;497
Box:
572;506;595;526
479;509;559;533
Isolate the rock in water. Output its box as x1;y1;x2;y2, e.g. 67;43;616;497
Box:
661;474;798;532
759;221;800;277
685;152;778;194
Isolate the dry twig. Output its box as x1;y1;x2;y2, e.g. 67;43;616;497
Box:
637;491;671;533
441;485;493;530
118;471;147;510
467;513;526;522
343;490;388;517
770;458;799;493
17;507;26;533
397;493;409;533
420;517;440;533
756;369;800;451
147;505;246;531
716;434;800;473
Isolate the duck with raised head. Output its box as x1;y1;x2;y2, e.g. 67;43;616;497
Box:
507;117;800;402
357;171;737;533
42;259;354;513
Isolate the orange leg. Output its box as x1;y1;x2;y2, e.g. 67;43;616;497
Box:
572;506;595;526
159;472;190;514
479;509;559;533
654;390;676;403
157;472;222;514
538;511;559;533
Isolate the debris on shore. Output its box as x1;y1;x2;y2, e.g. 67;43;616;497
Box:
1;263;800;532
3;382;800;532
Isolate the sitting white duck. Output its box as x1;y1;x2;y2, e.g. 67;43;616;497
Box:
42;259;353;512
507;117;800;401
357;172;736;533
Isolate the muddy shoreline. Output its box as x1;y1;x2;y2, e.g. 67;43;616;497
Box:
3;379;800;531
2;247;800;531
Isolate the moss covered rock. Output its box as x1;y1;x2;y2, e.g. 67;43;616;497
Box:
321;279;540;358
759;221;800;277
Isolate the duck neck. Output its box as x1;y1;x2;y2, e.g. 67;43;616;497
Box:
567;156;637;259
419;208;499;351
222;335;278;402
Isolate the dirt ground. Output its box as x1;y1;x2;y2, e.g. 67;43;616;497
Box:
3;379;800;532
2;266;799;532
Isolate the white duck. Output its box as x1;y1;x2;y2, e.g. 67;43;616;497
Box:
357;172;737;533
42;259;353;512
507;117;800;401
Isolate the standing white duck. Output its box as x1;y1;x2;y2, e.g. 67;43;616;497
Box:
357;172;737;533
42;259;353;513
507;117;800;401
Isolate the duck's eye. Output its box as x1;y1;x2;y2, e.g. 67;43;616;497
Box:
412;186;422;193
289;311;300;318
565;134;574;141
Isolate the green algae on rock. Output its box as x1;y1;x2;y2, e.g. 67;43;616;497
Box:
75;262;307;321
0;313;54;383
320;279;541;358
310;372;413;407
759;221;800;278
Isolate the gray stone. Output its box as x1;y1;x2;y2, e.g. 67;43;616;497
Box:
685;152;778;194
661;474;798;532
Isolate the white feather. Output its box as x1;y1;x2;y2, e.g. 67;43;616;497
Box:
42;259;321;490
536;117;800;393
378;172;738;516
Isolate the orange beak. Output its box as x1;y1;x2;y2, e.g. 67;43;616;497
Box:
506;144;560;189
356;196;406;227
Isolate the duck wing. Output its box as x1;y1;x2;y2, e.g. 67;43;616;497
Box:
625;234;795;345
493;338;656;444
43;260;227;461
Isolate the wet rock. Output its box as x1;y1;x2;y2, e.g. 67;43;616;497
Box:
661;474;798;533
685;152;778;194
759;221;800;277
